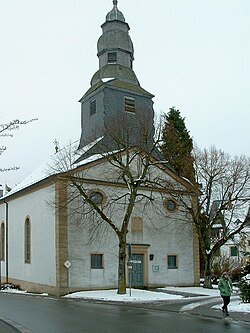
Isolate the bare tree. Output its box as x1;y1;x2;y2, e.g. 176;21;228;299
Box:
1;118;37;172
50;121;197;294
190;145;250;288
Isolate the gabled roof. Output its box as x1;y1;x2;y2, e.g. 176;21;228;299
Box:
211;200;250;231
0;140;103;200
1;142;197;201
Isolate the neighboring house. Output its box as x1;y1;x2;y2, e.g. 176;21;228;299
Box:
0;1;200;296
211;205;250;265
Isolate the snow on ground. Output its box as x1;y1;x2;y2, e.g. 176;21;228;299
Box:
159;286;219;296
1;288;49;296
64;286;250;313
64;288;183;302
1;288;28;294
212;300;250;313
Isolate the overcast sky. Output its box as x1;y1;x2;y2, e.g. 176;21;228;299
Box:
1;0;249;188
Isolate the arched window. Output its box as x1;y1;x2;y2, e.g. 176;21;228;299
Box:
0;223;4;260
25;217;31;263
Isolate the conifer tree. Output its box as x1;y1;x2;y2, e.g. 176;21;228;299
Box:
160;107;195;183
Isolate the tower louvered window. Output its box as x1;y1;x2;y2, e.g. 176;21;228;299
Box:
124;97;136;113
107;52;117;64
90;100;96;116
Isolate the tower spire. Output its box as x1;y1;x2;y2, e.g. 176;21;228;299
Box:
77;0;156;157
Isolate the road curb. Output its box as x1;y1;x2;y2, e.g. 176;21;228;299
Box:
0;316;32;333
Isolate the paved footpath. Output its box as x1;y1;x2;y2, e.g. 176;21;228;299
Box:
124;290;250;326
183;296;250;324
142;294;250;325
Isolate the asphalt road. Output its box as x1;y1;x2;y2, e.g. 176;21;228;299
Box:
0;293;249;333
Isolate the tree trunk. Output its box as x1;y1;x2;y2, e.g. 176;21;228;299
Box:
203;254;213;289
117;237;127;294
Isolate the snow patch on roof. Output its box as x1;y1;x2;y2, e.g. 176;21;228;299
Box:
2;138;105;198
3;161;53;198
101;78;115;83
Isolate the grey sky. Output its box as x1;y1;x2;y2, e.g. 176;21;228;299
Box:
1;0;249;188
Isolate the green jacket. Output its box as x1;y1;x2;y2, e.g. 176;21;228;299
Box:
218;277;233;296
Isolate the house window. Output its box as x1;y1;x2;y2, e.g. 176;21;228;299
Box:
25;217;31;263
91;254;103;269
168;255;177;269
124;97;136;113
0;223;4;260
107;52;117;64
90;100;96;116
230;246;238;257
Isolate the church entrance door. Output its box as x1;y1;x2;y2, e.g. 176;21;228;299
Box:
130;254;144;286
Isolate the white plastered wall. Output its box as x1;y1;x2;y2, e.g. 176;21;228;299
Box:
67;179;195;289
0;185;56;286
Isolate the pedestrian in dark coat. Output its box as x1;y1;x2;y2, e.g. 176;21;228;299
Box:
218;271;233;316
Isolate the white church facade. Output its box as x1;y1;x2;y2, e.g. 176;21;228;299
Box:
0;1;200;296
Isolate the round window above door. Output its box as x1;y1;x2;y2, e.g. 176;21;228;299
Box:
89;191;104;205
164;199;177;212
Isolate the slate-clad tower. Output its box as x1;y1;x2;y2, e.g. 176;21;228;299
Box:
77;1;156;160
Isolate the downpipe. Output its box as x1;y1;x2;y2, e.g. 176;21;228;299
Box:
3;199;8;283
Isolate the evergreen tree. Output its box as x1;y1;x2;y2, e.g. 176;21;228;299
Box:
160;107;195;183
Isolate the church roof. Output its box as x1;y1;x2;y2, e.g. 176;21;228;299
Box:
91;64;138;86
80;78;154;102
1;140;196;200
1;140;103;199
108;79;154;97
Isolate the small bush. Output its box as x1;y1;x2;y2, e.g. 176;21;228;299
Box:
238;274;250;303
211;255;242;282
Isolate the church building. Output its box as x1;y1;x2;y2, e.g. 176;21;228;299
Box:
0;1;199;296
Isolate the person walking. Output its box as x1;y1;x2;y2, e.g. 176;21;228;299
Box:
218;271;233;316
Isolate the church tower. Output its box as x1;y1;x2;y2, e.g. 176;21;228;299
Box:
77;1;156;160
